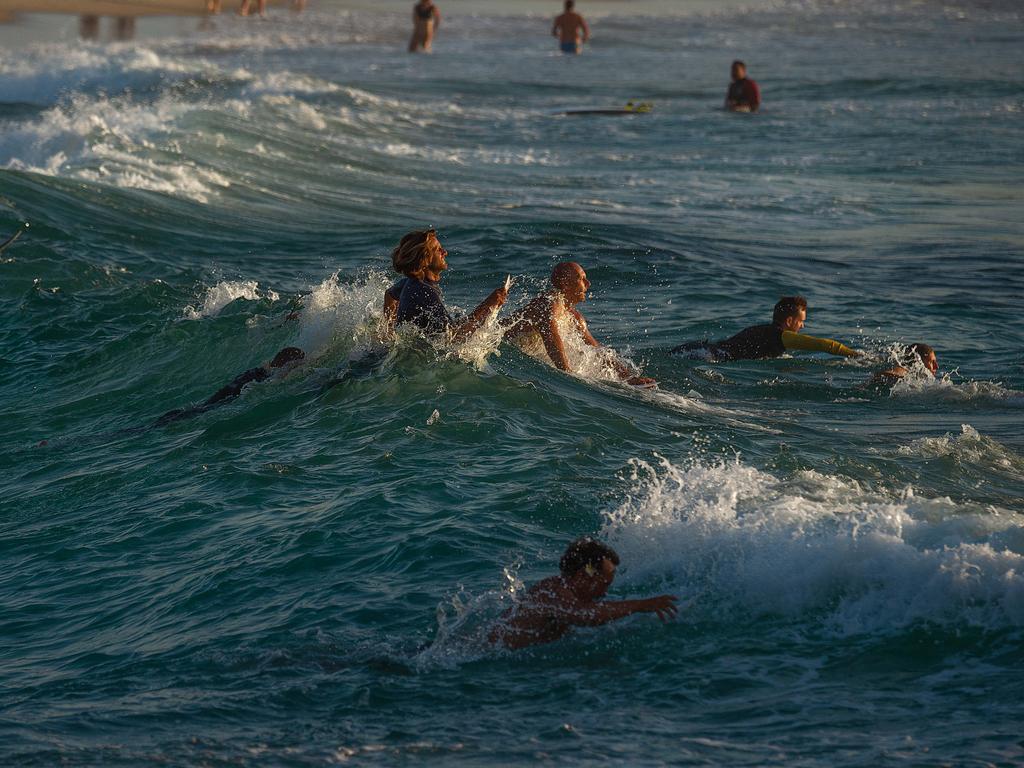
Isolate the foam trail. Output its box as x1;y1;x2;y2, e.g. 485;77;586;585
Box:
293;271;392;360
601;455;1024;634
890;371;1024;406
895;423;1024;473
183;280;277;319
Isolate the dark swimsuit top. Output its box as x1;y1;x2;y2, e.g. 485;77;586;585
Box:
396;277;454;336
727;78;757;107
415;3;435;20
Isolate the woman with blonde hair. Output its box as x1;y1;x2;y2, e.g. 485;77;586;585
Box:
383;229;507;341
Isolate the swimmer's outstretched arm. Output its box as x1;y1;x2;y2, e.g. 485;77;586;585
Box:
450;282;509;343
781;331;860;357
560;595;679;627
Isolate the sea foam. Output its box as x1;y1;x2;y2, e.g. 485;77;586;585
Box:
602;455;1024;634
183;280;278;319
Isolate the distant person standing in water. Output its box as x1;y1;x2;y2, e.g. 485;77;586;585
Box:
410;0;441;53
552;0;590;55
238;0;266;16
725;60;761;112
239;0;266;17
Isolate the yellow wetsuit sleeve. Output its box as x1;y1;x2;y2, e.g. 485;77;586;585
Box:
781;331;858;357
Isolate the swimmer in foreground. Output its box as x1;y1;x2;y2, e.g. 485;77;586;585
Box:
503;262;656;387
154;346;305;426
671;296;861;362
870;342;938;385
552;0;590;55
724;59;761;113
409;0;441;53
489;538;679;650
388;229;507;341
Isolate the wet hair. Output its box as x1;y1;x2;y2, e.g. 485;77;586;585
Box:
565;0;574;9
772;296;808;326
732;59;746;71
906;342;936;365
560;537;620;578
270;347;304;368
391;229;436;277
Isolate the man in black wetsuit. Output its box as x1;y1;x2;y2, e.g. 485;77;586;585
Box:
672;296;860;361
154;346;305;426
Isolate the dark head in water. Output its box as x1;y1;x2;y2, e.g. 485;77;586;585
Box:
560;537;620;599
772;296;808;332
270;347;305;368
907;343;938;375
551;261;591;306
391;229;448;281
731;59;747;81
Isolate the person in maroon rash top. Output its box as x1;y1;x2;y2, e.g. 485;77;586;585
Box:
725;59;761;112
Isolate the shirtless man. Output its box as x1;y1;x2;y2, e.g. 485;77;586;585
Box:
490;538;679;650
409;0;441;53
552;0;590;55
503;262;656;387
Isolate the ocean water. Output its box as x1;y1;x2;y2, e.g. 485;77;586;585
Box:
2;0;1023;764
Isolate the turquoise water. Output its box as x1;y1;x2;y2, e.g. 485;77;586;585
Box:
2;0;1024;764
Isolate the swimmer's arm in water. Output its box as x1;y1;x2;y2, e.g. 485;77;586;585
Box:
869;366;908;385
781;331;860;358
580;16;591;42
542;312;574;372
559;594;680;627
382;292;399;332
450;281;509;343
571;309;656;387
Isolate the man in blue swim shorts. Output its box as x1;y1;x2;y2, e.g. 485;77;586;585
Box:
553;0;589;54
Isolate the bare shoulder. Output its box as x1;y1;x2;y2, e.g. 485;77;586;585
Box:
526;576;573;605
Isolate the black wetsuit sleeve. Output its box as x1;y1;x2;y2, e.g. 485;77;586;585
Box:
203;367;269;406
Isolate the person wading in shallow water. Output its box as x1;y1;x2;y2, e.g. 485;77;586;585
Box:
489;538;679;649
724;59;761;112
552;0;590;54
503;262;656;387
409;0;441;52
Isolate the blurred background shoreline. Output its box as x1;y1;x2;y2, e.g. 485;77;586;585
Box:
0;0;763;46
